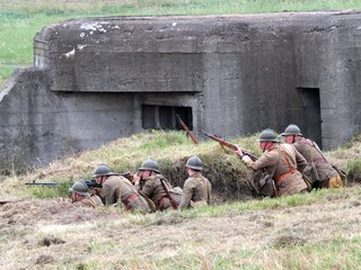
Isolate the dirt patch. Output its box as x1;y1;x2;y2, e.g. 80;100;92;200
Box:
39;235;66;246
0;198;114;226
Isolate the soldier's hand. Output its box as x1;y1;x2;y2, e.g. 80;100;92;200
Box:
132;172;141;185
235;145;244;157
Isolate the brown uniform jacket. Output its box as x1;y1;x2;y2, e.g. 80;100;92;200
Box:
74;195;104;208
137;174;176;210
293;138;338;182
244;143;308;196
179;172;211;209
102;175;150;213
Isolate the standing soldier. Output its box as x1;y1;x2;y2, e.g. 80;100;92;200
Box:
179;156;212;209
134;159;181;211
236;129;308;196
69;180;104;208
94;164;151;214
281;124;344;189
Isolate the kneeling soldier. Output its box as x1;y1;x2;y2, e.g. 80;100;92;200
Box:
94;164;150;213
179;156;212;209
236;129;308;196
70;180;104;208
281;124;344;189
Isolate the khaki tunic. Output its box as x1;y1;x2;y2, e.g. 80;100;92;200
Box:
102;175;150;214
179;172;211;209
137;174;177;210
243;144;308;196
293;138;339;184
74;195;104;208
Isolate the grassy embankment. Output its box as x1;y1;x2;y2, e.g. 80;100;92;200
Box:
1;130;361;269
2;0;361;87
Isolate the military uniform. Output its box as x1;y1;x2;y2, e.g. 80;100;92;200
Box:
179;172;211;209
293;138;343;188
137;174;180;210
243;143;308;196
102;175;150;213
74;194;104;208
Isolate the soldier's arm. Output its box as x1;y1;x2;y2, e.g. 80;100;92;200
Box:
242;151;276;171
179;179;195;209
141;180;154;198
102;182;115;206
295;149;307;171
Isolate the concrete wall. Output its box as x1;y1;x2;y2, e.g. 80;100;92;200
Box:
0;69;136;171
1;12;361;171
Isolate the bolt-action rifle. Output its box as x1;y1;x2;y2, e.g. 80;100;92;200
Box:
25;179;102;188
202;131;258;161
25;172;133;188
176;114;199;144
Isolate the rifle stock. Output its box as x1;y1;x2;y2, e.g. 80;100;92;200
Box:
202;131;258;161
176;114;199;144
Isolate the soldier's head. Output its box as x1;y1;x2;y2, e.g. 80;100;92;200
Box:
93;164;114;185
257;129;280;152
185;155;203;176
69;180;90;202
281;124;303;144
138;159;160;179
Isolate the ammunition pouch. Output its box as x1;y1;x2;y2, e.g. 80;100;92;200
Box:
249;171;276;197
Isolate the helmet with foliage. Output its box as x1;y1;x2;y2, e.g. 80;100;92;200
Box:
138;159;160;173
69;180;90;197
281;124;303;136
258;129;279;143
185;155;203;171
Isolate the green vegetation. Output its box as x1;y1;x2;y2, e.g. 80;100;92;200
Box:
347;158;361;183
1;0;361;88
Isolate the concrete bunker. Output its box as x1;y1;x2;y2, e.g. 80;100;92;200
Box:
1;11;361;172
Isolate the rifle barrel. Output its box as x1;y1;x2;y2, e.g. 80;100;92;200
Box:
25;182;59;186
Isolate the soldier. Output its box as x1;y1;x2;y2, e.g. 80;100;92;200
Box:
134;159;181;211
236;129;308;196
179;156;212;209
69;180;104;208
94;164;151;214
281;124;344;189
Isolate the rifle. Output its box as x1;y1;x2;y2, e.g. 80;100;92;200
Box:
25;179;102;188
202;131;258;161
159;177;178;210
176;114;199;144
25;172;133;188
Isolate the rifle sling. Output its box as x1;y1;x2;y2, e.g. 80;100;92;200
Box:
159;177;178;210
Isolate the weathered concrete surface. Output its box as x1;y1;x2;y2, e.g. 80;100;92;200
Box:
1;11;361;171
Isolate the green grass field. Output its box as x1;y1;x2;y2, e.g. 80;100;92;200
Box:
1;0;361;87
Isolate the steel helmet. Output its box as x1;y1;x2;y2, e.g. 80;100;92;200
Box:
258;129;280;143
138;159;160;173
93;164;114;177
186;155;203;171
281;124;303;136
69;180;90;197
